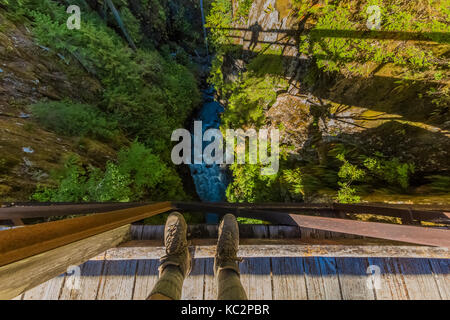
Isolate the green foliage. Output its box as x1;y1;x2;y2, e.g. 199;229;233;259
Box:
363;155;415;189
337;153;366;181
0;158;10;174
247;49;284;76
281;167;325;201
426;175;450;193
234;0;254;23
335;153;365;203
297;0;449;75
237;217;269;224
332;148;416;203
31;142;187;202
31;101;119;141
282;168;306;197
222;74;284;128
226;163;280;203
119;6;143;44
208;53;226;92
13;0;200;156
205;0;233;49
336;183;360;204
428;85;450;119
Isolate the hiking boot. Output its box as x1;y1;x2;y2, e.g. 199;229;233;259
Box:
214;214;242;276
159;212;191;277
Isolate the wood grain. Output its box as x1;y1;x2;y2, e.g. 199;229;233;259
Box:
0;202;172;267
335;257;375;300
0;225;131;300
181;258;205;300
132;259;160;300
59;258;105;300
395;258;442;299
23;274;65;300
239;258;272;300
429;259;450;299
271;257;307;299
367;257;408;300
96;259;138;300
303;257;342;300
203;258;217;300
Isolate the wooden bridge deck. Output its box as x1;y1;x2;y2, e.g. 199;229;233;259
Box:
13;252;449;300
11;224;448;300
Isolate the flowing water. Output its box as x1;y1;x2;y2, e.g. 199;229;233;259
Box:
188;87;229;223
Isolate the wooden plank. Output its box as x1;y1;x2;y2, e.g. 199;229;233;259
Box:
429;259;450;299
203;258;217;300
59;258;105;300
335;257;375;300
0;225;131;300
141;225;164;240
188;224;215;238
0;202;172;267
23;274;65;300
239;225;268;238
271;257;307;299
99;242;450;259
181;258;206;300
139;225;272;240
96;259;138;300
132;259;159;300
268;226;300;239
130;225;143;240
239;258;272;300
206;225;218;238
395;258;442;299
366;257;408;300
251;225;269;238
303;257;342;300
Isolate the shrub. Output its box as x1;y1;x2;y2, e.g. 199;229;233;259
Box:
12;0;200;156
222;73;287;128
335;153;365;203
32;141;187;202
363;155;415;190
426;175;450;193
226;163;280;203
31;101;119;141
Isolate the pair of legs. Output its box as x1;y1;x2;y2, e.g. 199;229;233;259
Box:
147;212;248;300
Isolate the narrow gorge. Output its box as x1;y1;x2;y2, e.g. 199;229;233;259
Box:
0;0;449;224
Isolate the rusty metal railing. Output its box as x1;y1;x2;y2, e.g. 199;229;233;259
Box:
0;201;449;253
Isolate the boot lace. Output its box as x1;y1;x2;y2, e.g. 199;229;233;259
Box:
166;223;183;254
216;230;243;263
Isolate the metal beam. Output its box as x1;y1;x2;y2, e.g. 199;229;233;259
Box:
288;214;450;248
0;202;150;219
174;201;450;224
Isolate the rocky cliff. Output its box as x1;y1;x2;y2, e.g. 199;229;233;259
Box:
208;0;450;203
0;9;115;201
